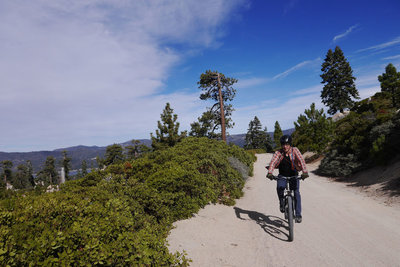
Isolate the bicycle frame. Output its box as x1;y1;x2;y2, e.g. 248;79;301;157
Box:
279;176;299;213
272;174;301;242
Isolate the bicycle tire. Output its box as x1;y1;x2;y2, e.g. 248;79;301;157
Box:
287;196;294;241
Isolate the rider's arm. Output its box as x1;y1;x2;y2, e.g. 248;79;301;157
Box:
268;151;283;174
293;147;308;173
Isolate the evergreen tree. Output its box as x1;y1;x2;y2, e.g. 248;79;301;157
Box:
61;150;71;181
151;102;187;150
126;140;150;160
292;103;334;153
263;127;274;152
0;160;13;185
14;163;33;189
96;156;104;170
320;46;359;114
244;116;273;151
273;121;283;149
37;156;58;185
81;160;88;177
378;63;400;108
103;144;125;166
189;110;219;139
26;160;35;187
197;70;238;142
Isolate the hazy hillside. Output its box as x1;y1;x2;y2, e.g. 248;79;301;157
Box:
0;146;105;173
0;130;294;172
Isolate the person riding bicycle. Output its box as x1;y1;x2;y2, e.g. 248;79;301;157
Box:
267;135;309;223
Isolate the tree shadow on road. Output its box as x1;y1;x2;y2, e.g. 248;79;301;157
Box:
233;207;290;242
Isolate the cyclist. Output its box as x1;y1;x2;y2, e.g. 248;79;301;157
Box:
267;135;309;223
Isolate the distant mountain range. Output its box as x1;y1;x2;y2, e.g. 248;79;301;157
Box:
0;129;294;172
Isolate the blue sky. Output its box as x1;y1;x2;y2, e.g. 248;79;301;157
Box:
1;0;399;152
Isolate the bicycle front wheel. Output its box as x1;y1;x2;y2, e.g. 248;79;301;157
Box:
287;196;294;241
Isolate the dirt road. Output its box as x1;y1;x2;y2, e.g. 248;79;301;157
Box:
167;153;400;266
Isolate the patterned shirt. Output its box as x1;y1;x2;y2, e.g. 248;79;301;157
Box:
267;147;308;174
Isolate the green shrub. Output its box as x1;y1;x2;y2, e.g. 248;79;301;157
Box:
0;137;255;265
317;150;362;177
318;92;398;177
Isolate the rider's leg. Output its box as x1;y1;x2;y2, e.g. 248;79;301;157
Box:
277;178;286;212
290;179;302;217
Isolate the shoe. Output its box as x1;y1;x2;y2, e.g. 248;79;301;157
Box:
279;199;285;213
295;215;302;223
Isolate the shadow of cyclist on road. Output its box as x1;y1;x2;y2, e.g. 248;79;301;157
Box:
234;206;290;242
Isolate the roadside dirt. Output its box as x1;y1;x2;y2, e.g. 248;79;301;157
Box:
328;158;400;208
167;153;400;266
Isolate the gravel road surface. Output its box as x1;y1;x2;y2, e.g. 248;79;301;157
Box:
168;153;400;266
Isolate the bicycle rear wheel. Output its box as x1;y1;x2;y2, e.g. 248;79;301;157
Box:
287;196;294;241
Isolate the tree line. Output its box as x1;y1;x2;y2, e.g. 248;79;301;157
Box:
2;45;400;190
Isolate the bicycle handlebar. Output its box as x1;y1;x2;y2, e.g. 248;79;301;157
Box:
265;166;303;180
269;175;302;181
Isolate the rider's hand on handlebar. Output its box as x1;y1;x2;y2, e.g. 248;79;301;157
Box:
267;173;273;180
301;173;309;180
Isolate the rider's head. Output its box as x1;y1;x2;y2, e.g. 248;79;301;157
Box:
280;135;292;152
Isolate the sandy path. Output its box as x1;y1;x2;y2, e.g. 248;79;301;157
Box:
167;153;400;266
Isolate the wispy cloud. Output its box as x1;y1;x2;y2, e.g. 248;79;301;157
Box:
333;24;359;42
232;91;324;133
357;36;400;53
382;54;400;60
0;0;246;152
231;79;381;134
273;58;321;80
290;85;322;96
237;77;270;88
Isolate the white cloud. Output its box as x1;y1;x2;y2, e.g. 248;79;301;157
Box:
382;54;400;60
231;77;382;135
273;58;321;80
355;73;381;99
289;85;321;96
333;24;359;42
357;36;400;53
0;0;246;152
231;86;324;134
236;77;270;89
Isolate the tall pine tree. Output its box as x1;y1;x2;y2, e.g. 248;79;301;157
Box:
103;144;125;166
126;140;149;160
37;156;58;185
320;46;359;114
14;163;33;189
245;116;272;151
273;121;283;149
151;103;187;150
378;63;400;108
0;160;13;185
189;110;220;139
81;160;88;177
292;103;334;153
61;150;71;181
197;70;237;142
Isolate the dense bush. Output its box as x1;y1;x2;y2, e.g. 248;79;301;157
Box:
0;137;255;265
317;92;399;177
317;150;362;177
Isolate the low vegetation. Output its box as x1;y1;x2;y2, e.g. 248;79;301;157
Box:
317;92;400;177
0;138;255;265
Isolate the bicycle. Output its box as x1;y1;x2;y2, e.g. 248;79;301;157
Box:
269;174;302;242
